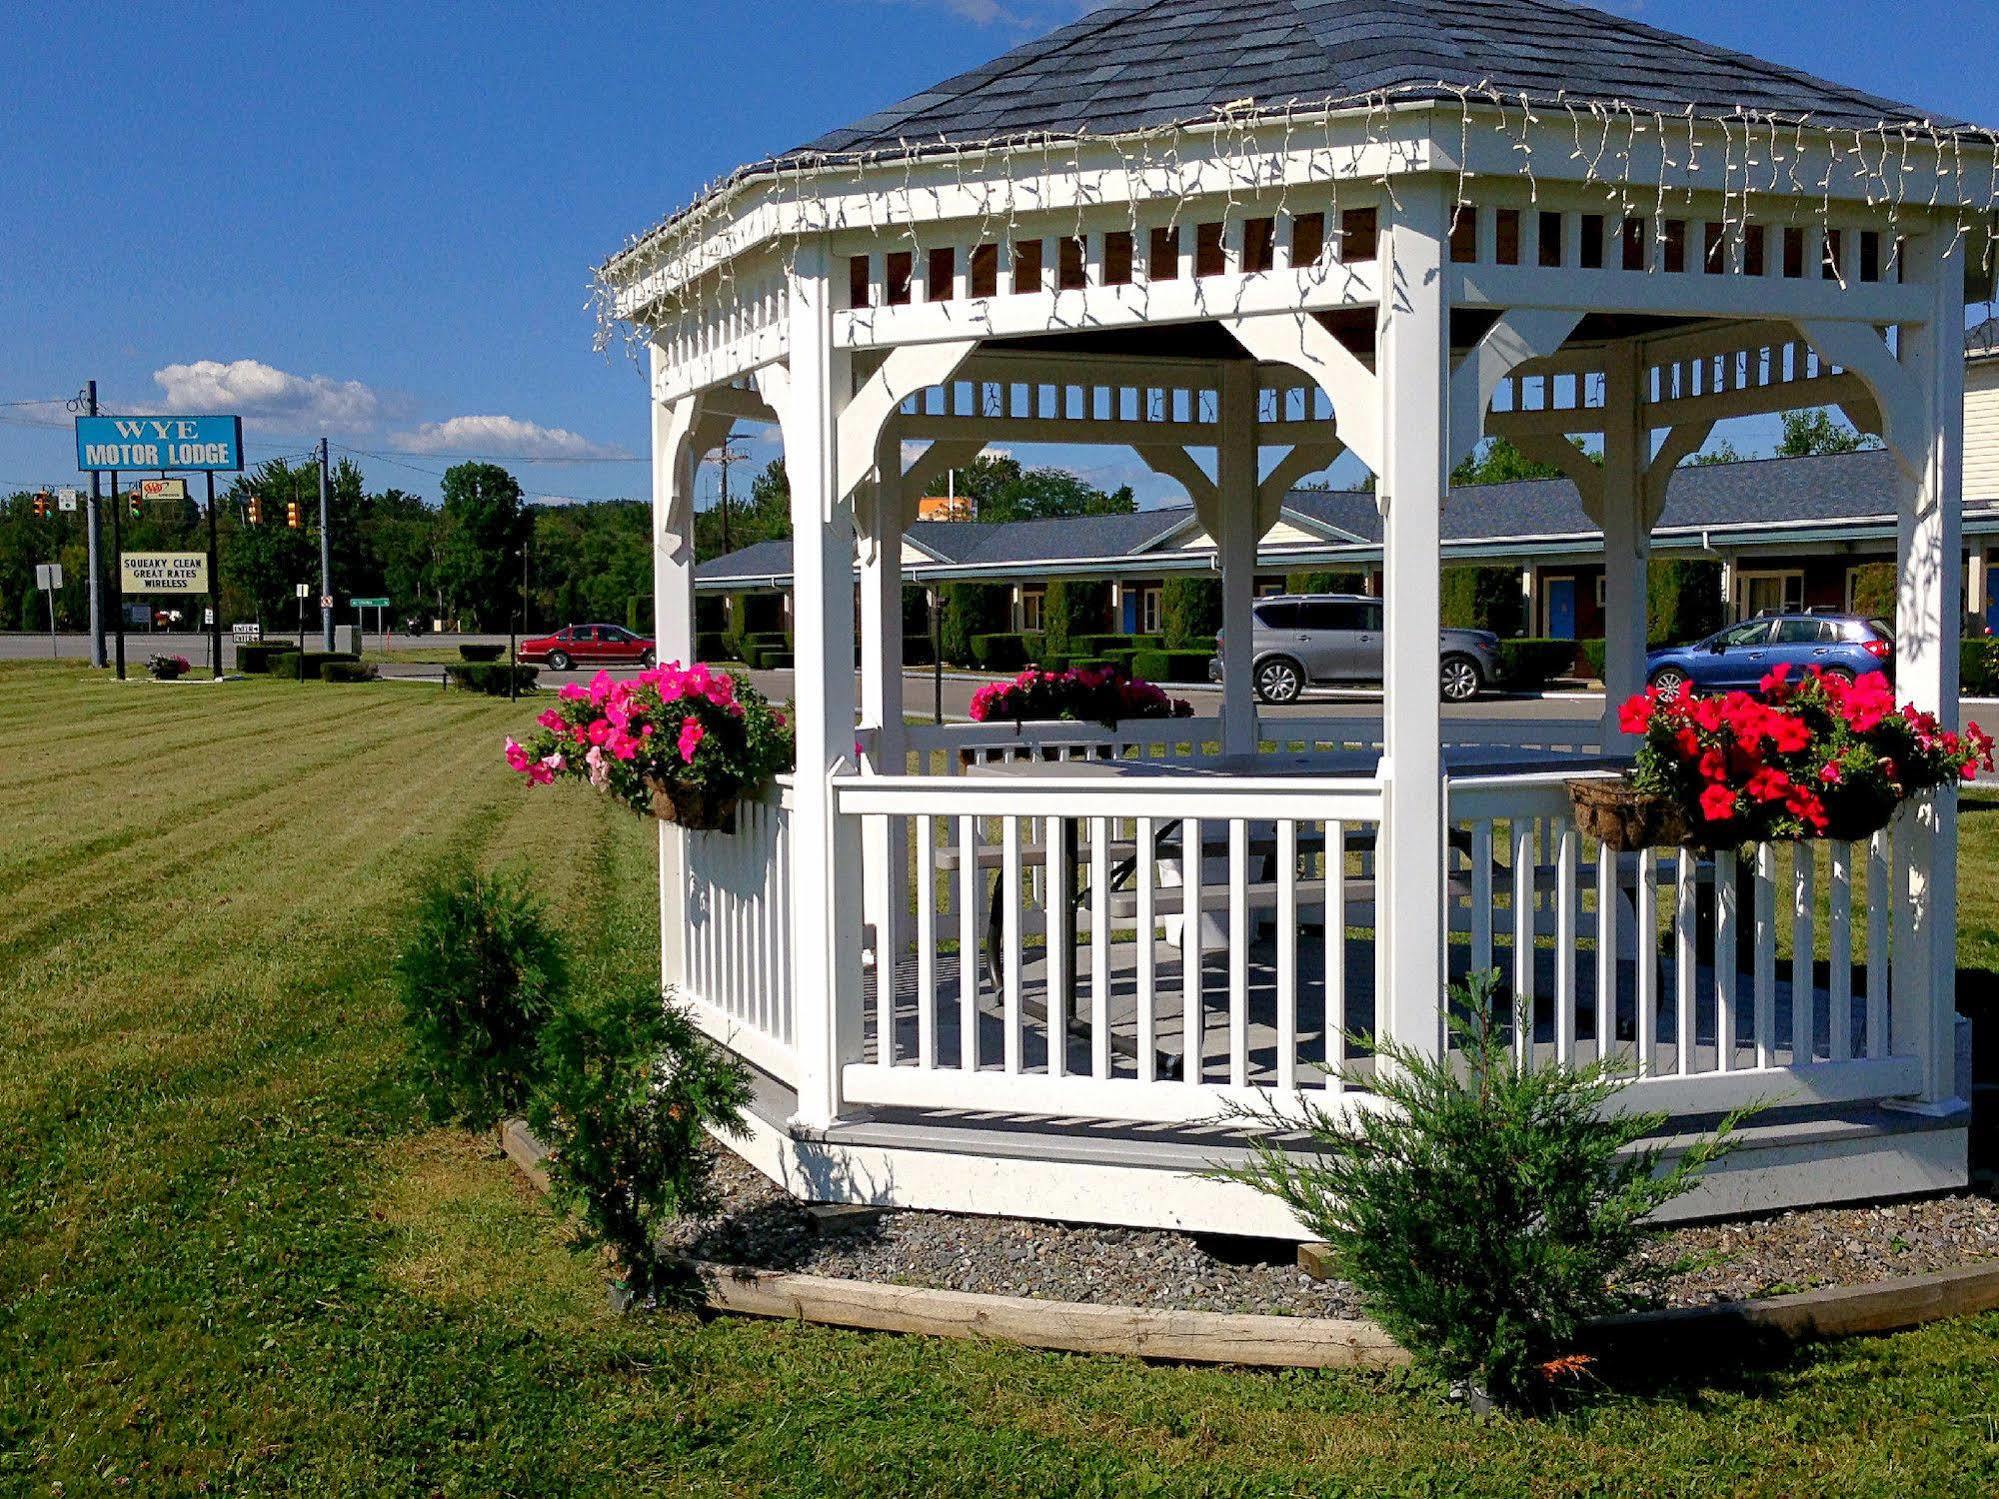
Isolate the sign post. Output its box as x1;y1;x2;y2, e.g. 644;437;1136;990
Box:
296;582;310;681
35;563;63;660
205;470;222;679
351;597;391;659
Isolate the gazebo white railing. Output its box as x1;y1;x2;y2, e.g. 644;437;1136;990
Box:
615;0;1990;1230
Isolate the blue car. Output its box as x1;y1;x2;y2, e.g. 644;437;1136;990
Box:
1645;612;1894;698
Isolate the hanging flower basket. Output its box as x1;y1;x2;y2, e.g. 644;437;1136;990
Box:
504;662;792;832
1612;666;1993;847
1566;776;1689;851
647;778;739;832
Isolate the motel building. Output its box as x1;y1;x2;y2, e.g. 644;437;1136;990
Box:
699;324;1999;653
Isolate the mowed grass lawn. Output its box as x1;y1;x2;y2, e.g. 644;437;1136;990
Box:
4;659;1999;1496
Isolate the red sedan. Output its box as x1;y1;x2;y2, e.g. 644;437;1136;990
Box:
519;624;656;672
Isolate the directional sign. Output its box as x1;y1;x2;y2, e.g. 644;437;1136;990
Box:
350;596;391;609
75;415;243;473
120;551;210;593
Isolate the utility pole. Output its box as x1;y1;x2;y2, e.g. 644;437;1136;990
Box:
317;437;333;650
705;439;750;553
83;381;105;667
205;470;222;680
109;467;125;680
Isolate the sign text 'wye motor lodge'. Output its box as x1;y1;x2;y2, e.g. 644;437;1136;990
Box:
75;415;243;472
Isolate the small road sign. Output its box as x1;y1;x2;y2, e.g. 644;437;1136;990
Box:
350;596;391;609
35;563;63;591
57;487;79;512
295;583;311;599
320;594;333;610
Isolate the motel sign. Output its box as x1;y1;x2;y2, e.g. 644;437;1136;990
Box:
75;415;243;473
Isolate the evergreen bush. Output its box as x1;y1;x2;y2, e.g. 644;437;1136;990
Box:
1130;648;1216;683
318;660;378;683
939;582;1010;664
235;643;289;674
1041;579;1112;658
1161;576;1221;648
528;979;752;1303
1648;559;1727;643
969;632;1038;671
393;868;568;1129
1213;971;1748;1407
1441;566;1525;636
273;650;361;681
1495;639;1579;690
458;643;506;663
1284;570;1369;596
448;663;539;695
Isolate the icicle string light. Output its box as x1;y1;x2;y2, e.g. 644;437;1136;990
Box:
600;81;1999;376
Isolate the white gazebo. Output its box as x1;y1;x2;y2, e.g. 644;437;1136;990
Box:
604;0;1994;1235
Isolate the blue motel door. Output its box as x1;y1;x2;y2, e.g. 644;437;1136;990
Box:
1546;578;1577;640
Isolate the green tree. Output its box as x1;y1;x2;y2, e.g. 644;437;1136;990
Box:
1451;436;1598;487
947;454;1137;522
695;458;791;562
1685;438;1748;467
1778;408;1878;457
435;462;531;629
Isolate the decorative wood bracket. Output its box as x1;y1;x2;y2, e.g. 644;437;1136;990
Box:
837;340;979;502
1642;422;1715;531
1796;321;1928;481
1222;313;1381;474
1258;443;1345;531
1448;309;1585;471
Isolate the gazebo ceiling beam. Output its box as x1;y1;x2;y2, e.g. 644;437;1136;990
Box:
1453;264;1925;326
1134;445;1218;513
1223;311;1382;472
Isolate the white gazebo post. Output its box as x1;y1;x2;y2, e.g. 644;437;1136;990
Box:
1375;183;1451;1057
775;240;864;1131
1216;360;1261;756
1891;230;1967;1109
1599;342;1650;746
860;422;908;986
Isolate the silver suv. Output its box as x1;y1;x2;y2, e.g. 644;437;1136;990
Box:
1210;595;1504;704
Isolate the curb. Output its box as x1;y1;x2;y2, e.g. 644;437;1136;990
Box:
495;1120;1999;1368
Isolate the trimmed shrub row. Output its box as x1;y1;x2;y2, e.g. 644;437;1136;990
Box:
1495;639;1581;691
234;642;292;674
970;632;1037;671
319;660;378;684
458;643;506;663
449;663;540;695
271;651;361;682
1131;648;1217;684
737;631;791;669
695;631;732;661
1965;637;1999;697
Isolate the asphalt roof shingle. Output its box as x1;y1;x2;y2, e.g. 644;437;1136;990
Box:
790;0;1951;158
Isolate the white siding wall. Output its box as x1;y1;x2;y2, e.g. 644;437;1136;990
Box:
1965;358;1999;503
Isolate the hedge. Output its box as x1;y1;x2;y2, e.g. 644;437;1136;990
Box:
1495;639;1580;690
271;651;361;682
235;643;291;674
1848;562;1896;624
1041;579;1112;658
1440;566;1525;637
1131;648;1217;684
625;595;652;634
319;660;378;684
940;582;1011;665
739;632;792;669
695;631;731;661
448;663;539;696
970;632;1039;671
1162;576;1221;649
1071;632;1159;658
1284;570;1369;596
1648;559;1727;643
1965;637;1999;697
458;643;506;663
694;594;727;632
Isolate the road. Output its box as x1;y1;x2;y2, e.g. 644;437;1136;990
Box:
7;632;1998;741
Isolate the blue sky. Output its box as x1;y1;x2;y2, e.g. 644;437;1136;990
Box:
3;1;1996;511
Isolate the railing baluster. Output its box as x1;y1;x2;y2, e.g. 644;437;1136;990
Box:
1867;828;1891;1059
1229;818;1250;1088
1715;848;1738;1073
916;813;936;1069
873;812;893;1065
1185;816;1204;1083
1471;819;1494;978
1791;844;1814;1067
1595;837;1616;1064
1091;815;1111;1079
1327;819;1346;1089
1675;848;1697;1075
1047;812;1069;1078
1136;816;1157;1082
1636;848;1658;1078
1512;818;1535;1064
1830;841;1853;1062
1277;819;1298;1092
1003;815;1023;1074
958;814;979;1071
1755;844;1777;1070
1556;821;1577;1066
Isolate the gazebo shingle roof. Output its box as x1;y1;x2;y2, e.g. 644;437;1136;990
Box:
793;0;1947;157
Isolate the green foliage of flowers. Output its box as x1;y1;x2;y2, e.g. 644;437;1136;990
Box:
527;978;752;1301
394;868;568;1129
508;664;793;817
1213;972;1749;1408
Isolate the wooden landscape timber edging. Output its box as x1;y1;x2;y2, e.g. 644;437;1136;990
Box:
495;1121;1999;1369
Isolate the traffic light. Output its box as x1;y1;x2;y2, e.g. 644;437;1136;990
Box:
32;493;48;518
286;499;301;529
128;493;141;519
247;495;263;525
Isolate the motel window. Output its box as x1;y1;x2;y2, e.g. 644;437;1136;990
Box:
1140;587;1163;636
1734;569;1804;620
1020;589;1045;632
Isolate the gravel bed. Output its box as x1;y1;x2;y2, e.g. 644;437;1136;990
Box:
663;1151;1999;1317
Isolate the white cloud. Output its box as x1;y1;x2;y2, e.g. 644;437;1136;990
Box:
151;358;386;431
869;0;1096;28
395;414;632;462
